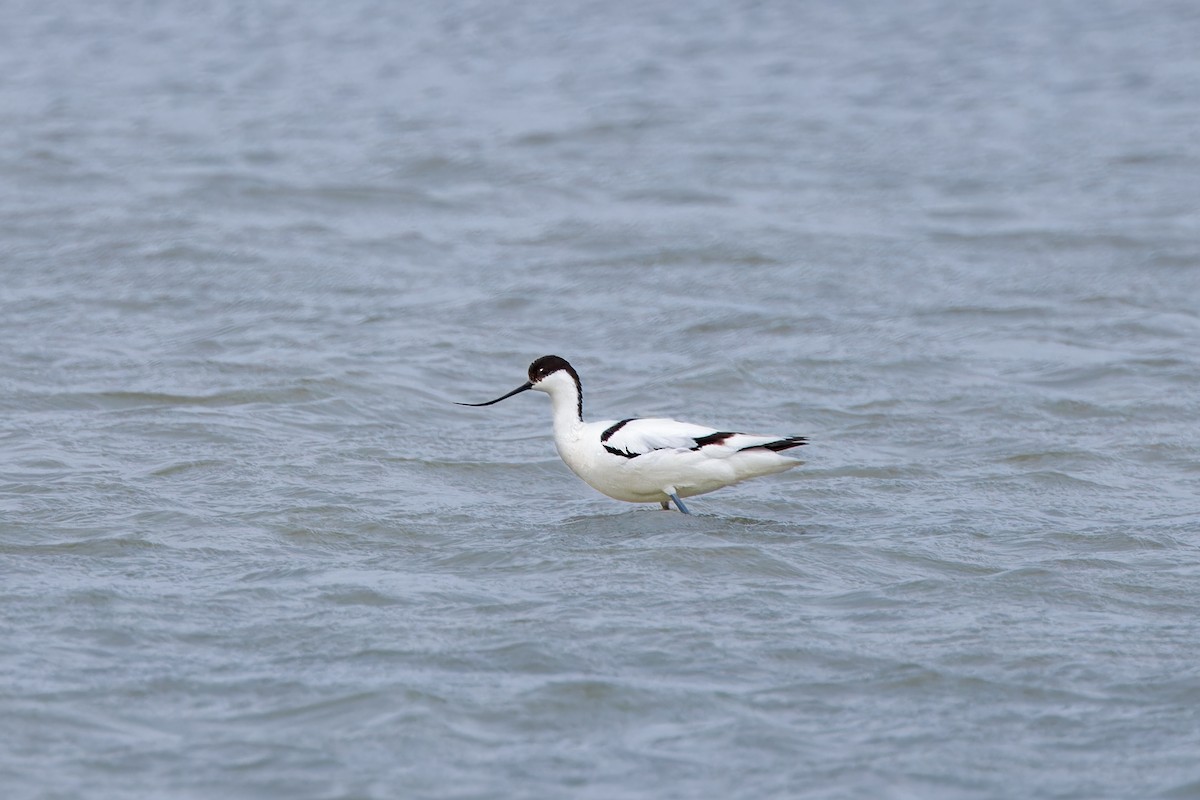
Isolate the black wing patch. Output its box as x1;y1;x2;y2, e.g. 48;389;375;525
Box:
690;431;736;450
602;418;640;459
600;418;636;442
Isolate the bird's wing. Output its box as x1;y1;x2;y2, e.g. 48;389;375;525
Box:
600;418;807;459
601;418;729;458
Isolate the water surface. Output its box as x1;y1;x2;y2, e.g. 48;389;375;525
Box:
2;2;1200;798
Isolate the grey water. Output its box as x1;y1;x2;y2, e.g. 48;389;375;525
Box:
2;1;1199;798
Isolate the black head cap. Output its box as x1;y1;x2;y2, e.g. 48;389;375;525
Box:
528;355;582;418
528;355;577;384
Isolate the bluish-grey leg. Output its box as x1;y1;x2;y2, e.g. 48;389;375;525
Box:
669;492;691;515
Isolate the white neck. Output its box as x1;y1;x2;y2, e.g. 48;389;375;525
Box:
538;371;584;434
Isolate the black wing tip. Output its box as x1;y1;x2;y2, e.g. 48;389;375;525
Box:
692;432;808;452
760;436;808;452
